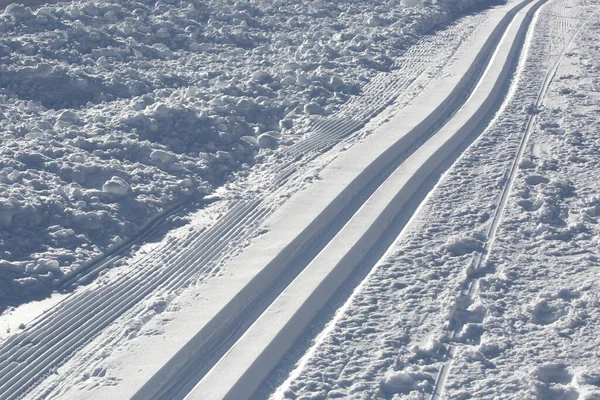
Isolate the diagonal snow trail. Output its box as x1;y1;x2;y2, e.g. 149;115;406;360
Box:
429;2;596;399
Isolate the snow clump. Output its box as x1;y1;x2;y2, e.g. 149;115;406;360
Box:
102;177;131;195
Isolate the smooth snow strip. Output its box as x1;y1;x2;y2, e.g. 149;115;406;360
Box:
119;2;538;399
184;1;546;399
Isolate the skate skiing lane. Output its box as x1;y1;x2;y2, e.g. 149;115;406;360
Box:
81;0;542;399
184;0;546;399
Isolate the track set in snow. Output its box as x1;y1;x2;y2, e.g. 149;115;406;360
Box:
428;3;596;400
0;5;495;400
0;0;594;399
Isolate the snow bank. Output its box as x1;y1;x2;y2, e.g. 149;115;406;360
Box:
0;0;502;306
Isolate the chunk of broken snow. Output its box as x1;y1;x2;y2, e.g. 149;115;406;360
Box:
252;70;272;84
150;149;177;163
258;133;278;149
282;62;301;71
152;103;171;118
54;110;82;128
443;233;484;256
102;177;130;195
57;110;81;123
241;136;260;148
35;258;60;272
4;3;32;17
519;157;536;169
329;76;345;90
280;76;297;86
304;102;326;115
381;371;416;394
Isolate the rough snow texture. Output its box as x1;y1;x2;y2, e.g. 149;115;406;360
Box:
267;1;600;399
446;2;600;398
0;0;495;307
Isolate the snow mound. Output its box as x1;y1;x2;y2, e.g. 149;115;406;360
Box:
380;368;432;395
442;232;485;256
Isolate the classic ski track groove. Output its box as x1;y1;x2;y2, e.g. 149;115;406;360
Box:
0;200;271;399
0;5;520;400
429;2;593;399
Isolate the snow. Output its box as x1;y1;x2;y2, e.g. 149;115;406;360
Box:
257;133;279;149
2;0;600;399
186;3;542;396
102;176;131;195
264;1;600;400
381;370;430;395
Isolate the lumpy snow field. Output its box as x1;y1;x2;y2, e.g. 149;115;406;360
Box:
0;0;484;308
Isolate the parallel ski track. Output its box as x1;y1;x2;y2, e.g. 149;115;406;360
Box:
277;11;490;175
429;2;593;399
58;200;190;289
177;0;551;397
145;0;542;397
0;199;276;400
0;8;499;400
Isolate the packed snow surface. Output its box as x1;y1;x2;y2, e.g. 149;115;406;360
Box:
0;0;490;307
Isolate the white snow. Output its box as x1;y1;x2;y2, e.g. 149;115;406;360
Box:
267;1;600;400
186;3;540;396
102;176;130;195
2;0;600;399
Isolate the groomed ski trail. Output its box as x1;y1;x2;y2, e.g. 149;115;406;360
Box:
0;6;497;400
183;1;547;399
